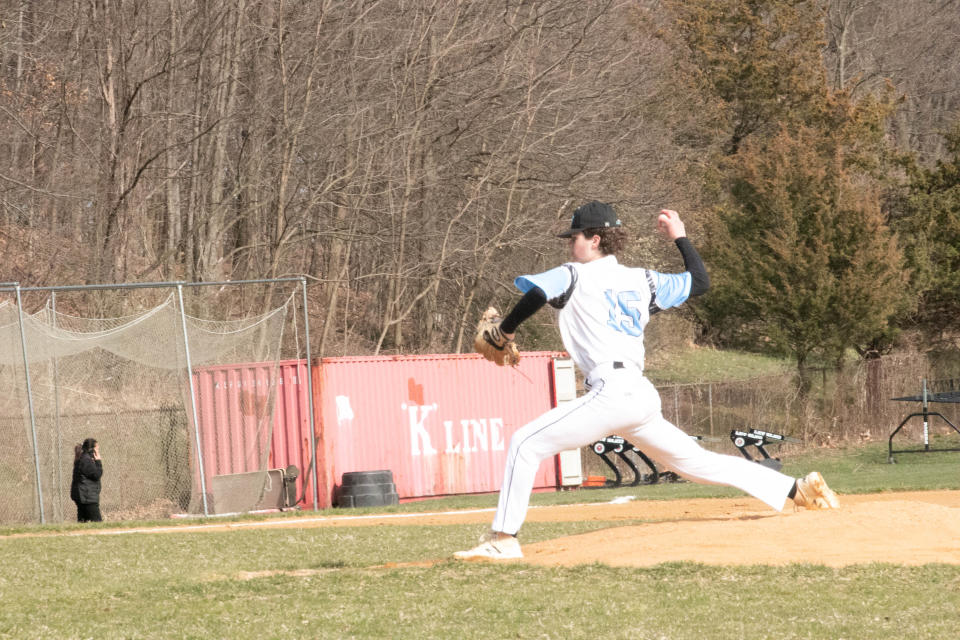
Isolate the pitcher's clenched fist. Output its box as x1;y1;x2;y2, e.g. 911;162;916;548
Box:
657;209;686;240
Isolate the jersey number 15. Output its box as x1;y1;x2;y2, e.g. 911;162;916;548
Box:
604;289;644;337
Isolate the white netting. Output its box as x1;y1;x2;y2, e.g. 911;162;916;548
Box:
0;295;287;369
0;287;298;524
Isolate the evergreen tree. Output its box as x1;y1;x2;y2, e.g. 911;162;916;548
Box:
705;121;906;390
661;0;909;389
895;122;960;342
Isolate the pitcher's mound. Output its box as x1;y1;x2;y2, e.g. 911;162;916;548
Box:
522;492;960;567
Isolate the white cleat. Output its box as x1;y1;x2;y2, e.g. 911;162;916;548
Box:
453;531;523;561
793;471;840;510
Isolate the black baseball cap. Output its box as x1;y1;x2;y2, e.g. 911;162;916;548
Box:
557;201;622;237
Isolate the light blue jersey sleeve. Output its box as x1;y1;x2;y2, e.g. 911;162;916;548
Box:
648;270;692;310
514;265;573;299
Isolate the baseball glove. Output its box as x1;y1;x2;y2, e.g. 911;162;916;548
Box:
474;307;520;367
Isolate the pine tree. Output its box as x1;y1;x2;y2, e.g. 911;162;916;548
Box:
662;0;909;390
706;105;908;388
895;122;960;342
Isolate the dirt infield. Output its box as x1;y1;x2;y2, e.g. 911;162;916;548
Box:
397;490;960;567
297;490;960;567
30;490;960;567
521;491;960;567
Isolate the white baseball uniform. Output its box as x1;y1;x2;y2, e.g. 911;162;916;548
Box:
491;254;796;535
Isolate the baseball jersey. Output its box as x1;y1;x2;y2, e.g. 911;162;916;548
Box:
514;255;691;374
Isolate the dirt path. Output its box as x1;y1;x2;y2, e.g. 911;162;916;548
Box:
14;490;960;567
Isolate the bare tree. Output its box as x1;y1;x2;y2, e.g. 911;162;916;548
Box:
824;0;960;161
0;0;741;354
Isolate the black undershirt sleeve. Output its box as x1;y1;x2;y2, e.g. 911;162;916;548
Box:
675;237;710;297
500;288;547;334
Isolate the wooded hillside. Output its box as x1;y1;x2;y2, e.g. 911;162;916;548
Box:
1;1;957;362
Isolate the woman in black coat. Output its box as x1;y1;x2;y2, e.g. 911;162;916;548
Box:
70;438;103;522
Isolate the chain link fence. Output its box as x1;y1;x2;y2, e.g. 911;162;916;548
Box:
582;351;959;479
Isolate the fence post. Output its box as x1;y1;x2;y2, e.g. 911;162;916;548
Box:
51;292;65;521
708;383;714;436
674;386;680;427
15;285;45;524
177;285;209;517
300;277;319;511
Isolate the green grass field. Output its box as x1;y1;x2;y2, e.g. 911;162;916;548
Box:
646;345;793;383
2;441;958;639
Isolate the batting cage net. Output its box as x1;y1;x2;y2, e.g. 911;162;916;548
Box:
0;281;309;525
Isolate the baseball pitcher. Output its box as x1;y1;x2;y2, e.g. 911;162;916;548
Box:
459;201;839;560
